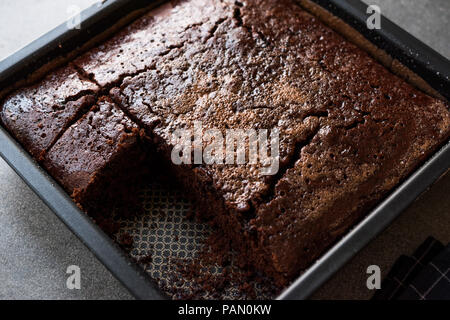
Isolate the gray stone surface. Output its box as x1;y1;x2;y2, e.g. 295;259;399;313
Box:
0;157;133;300
363;0;450;59
0;0;102;61
0;0;448;300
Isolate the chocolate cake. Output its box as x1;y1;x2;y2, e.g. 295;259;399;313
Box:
108;0;450;283
42;97;147;213
1;0;449;292
73;0;230;88
0;65;98;158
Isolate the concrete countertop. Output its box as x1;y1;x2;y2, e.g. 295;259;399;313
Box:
0;0;448;300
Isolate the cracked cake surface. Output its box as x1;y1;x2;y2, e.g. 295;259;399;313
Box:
73;0;231;88
0;65;98;158
104;0;450;282
1;0;450;290
41;97;146;212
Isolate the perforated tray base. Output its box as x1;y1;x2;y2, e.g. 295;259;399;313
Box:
110;180;277;300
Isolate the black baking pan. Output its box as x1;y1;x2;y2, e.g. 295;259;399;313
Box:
0;0;449;300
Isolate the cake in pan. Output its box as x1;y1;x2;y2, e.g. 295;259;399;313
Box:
1;0;449;288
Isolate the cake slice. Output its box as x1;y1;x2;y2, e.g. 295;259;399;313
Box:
0;65;98;158
42;97;148;214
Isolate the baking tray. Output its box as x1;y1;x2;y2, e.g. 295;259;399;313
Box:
0;0;449;300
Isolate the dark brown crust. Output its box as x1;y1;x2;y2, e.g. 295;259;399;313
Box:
41;97;148;214
0;65;98;158
1;0;449;288
109;0;450;285
73;0;230;89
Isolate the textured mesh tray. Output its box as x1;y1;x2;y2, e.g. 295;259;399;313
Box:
110;180;277;300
